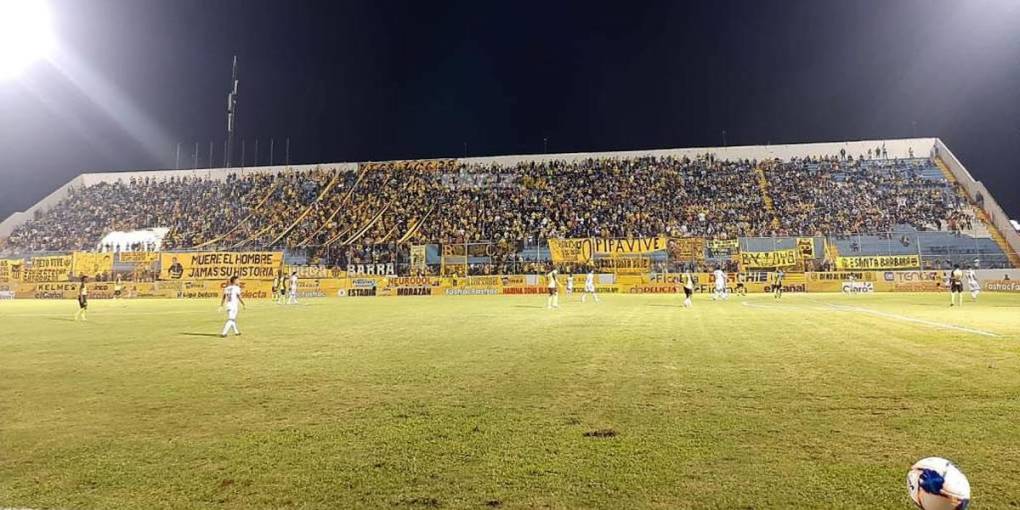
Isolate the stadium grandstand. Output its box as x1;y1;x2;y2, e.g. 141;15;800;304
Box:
0;137;1017;280
8;1;1020;507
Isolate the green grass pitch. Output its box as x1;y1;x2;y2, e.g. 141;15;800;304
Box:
2;292;1019;509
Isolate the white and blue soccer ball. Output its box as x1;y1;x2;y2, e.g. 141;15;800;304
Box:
907;457;971;510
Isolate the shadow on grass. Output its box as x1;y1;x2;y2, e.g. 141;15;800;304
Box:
512;305;546;309
48;317;77;322
646;304;680;308
180;332;222;338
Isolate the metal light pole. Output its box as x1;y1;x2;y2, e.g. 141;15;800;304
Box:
225;56;239;167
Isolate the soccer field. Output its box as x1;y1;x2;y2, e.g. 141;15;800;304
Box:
2;293;1019;509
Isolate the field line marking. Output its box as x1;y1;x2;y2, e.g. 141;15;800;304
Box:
740;301;812;312
814;300;1001;338
0;309;208;318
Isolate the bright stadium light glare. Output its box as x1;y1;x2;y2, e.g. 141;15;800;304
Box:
0;0;55;81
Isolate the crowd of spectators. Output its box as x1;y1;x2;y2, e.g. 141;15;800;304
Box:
3;154;981;271
5;174;261;252
765;157;966;236
414;155;769;244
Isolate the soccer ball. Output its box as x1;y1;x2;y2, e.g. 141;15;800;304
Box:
907;457;971;510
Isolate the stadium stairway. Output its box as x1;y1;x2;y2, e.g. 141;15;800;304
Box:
935;158;1020;267
754;164;781;231
933;157;959;184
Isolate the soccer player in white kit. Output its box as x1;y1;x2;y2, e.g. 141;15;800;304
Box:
711;266;728;300
287;271;299;305
966;268;980;301
219;275;246;337
566;273;574;295
546;268;559;309
581;268;599;303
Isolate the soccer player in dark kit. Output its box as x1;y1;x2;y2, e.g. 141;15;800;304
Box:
74;275;88;321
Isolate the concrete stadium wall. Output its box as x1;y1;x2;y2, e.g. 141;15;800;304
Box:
78;162;357;186
935;139;1020;258
460;138;939;167
0;175;84;238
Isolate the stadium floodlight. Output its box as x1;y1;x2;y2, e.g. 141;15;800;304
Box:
0;0;55;81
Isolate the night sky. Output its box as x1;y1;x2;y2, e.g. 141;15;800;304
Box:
1;0;1018;221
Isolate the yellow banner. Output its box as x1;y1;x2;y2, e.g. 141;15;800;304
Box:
835;255;920;270
667;238;706;260
360;159;455;173
824;239;840;261
595;237;670;255
548;237;671;264
706;239;740;257
595;256;650;274
0;258;23;282
548;238;592;264
160;252;283;280
24;255;72;282
119;251;159;264
13;281;161;299
72;252;114;277
739;249;799;268
796;238;815;259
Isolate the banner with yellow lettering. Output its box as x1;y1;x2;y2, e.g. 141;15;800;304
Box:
160;252;283;280
796;238;815;259
0;258;24;282
739;249;799;269
23;255;73;282
72;251;114;277
835;255;920;270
